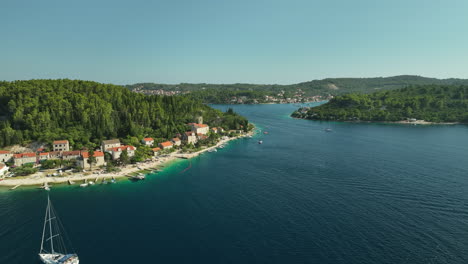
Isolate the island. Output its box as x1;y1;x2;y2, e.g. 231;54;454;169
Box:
127;75;468;104
0;79;254;188
291;85;468;124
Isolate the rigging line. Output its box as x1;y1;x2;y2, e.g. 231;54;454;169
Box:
52;198;76;253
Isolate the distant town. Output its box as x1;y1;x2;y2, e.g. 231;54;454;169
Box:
131;86;333;104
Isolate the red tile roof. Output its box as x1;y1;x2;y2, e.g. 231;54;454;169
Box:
14;153;36;158
152;147;161;152
0;150;10;154
53;140;69;144
62;151;81;156
81;151;104;158
193;123;208;128
185;131;195;136
39;152;50;156
172;137;181;141
159;141;173;147
143;137;154;141
109;145;136;152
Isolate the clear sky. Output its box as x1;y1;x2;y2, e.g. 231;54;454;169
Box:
2;0;468;84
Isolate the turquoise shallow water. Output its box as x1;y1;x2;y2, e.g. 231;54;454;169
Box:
1;103;468;263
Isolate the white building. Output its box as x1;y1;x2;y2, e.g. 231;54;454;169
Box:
159;141;173;150
189;123;209;135
53;140;70;152
172;138;181;146
0;150;12;163
108;145;136;160
13;153;37;166
142;138;154;146
0;163;9;176
78;151;106;169
102;139;121;151
182;132;197;145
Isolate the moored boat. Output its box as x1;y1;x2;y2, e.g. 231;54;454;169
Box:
39;195;79;264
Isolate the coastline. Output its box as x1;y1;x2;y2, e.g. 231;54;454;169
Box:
0;132;253;189
292;116;461;125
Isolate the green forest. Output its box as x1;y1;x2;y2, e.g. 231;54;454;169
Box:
291;85;468;123
127;75;468;104
0;79;249;148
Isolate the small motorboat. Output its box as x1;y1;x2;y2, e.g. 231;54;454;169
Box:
263;131;269;134
325;128;332;132
258;140;263;144
80;180;88;187
110;178;116;183
88;181;94;185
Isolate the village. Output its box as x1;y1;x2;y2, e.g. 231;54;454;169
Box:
0;120;250;187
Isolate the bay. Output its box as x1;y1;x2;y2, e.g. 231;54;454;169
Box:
1;103;467;263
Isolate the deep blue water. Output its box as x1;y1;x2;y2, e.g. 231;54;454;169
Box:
1;103;468;263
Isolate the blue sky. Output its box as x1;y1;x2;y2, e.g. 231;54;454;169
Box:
2;0;468;84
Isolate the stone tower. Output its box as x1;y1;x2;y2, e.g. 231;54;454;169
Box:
197;116;203;124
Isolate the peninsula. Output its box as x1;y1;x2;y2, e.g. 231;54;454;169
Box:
0;79;253;187
291;85;468;123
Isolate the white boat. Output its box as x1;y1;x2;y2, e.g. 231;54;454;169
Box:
258;140;263;144
39;195;79;264
88;181;94;185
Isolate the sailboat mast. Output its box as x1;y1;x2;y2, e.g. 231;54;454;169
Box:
40;197;49;252
48;196;55;253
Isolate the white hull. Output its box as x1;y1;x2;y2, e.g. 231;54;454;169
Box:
39;253;79;264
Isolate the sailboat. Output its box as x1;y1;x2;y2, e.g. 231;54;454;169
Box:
39;196;79;264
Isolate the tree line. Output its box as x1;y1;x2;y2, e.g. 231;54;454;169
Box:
0;79;249;148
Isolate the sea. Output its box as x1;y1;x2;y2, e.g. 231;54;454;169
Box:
0;103;467;263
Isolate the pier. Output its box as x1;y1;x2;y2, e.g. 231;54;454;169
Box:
9;185;21;190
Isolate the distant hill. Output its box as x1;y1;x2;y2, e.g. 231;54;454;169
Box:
291;84;468;123
126;75;468;104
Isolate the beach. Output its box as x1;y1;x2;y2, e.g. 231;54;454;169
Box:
0;133;252;188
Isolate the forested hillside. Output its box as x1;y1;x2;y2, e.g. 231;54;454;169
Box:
0;79;249;148
127;75;468;104
291;85;468;123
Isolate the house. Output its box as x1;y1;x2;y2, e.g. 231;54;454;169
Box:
39;152;50;161
171;137;181;146
142;137;154;146
62;151;82;160
188;123;209;135
102;139;121;151
159;141;173;150
78;151;106;169
0;150;12;163
152;147;161;156
211;127;218;134
108;145;136;160
53;140;70;152
48;151;62;159
13;153;37;166
0;163;8;176
182;131;197;145
197;134;208;141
